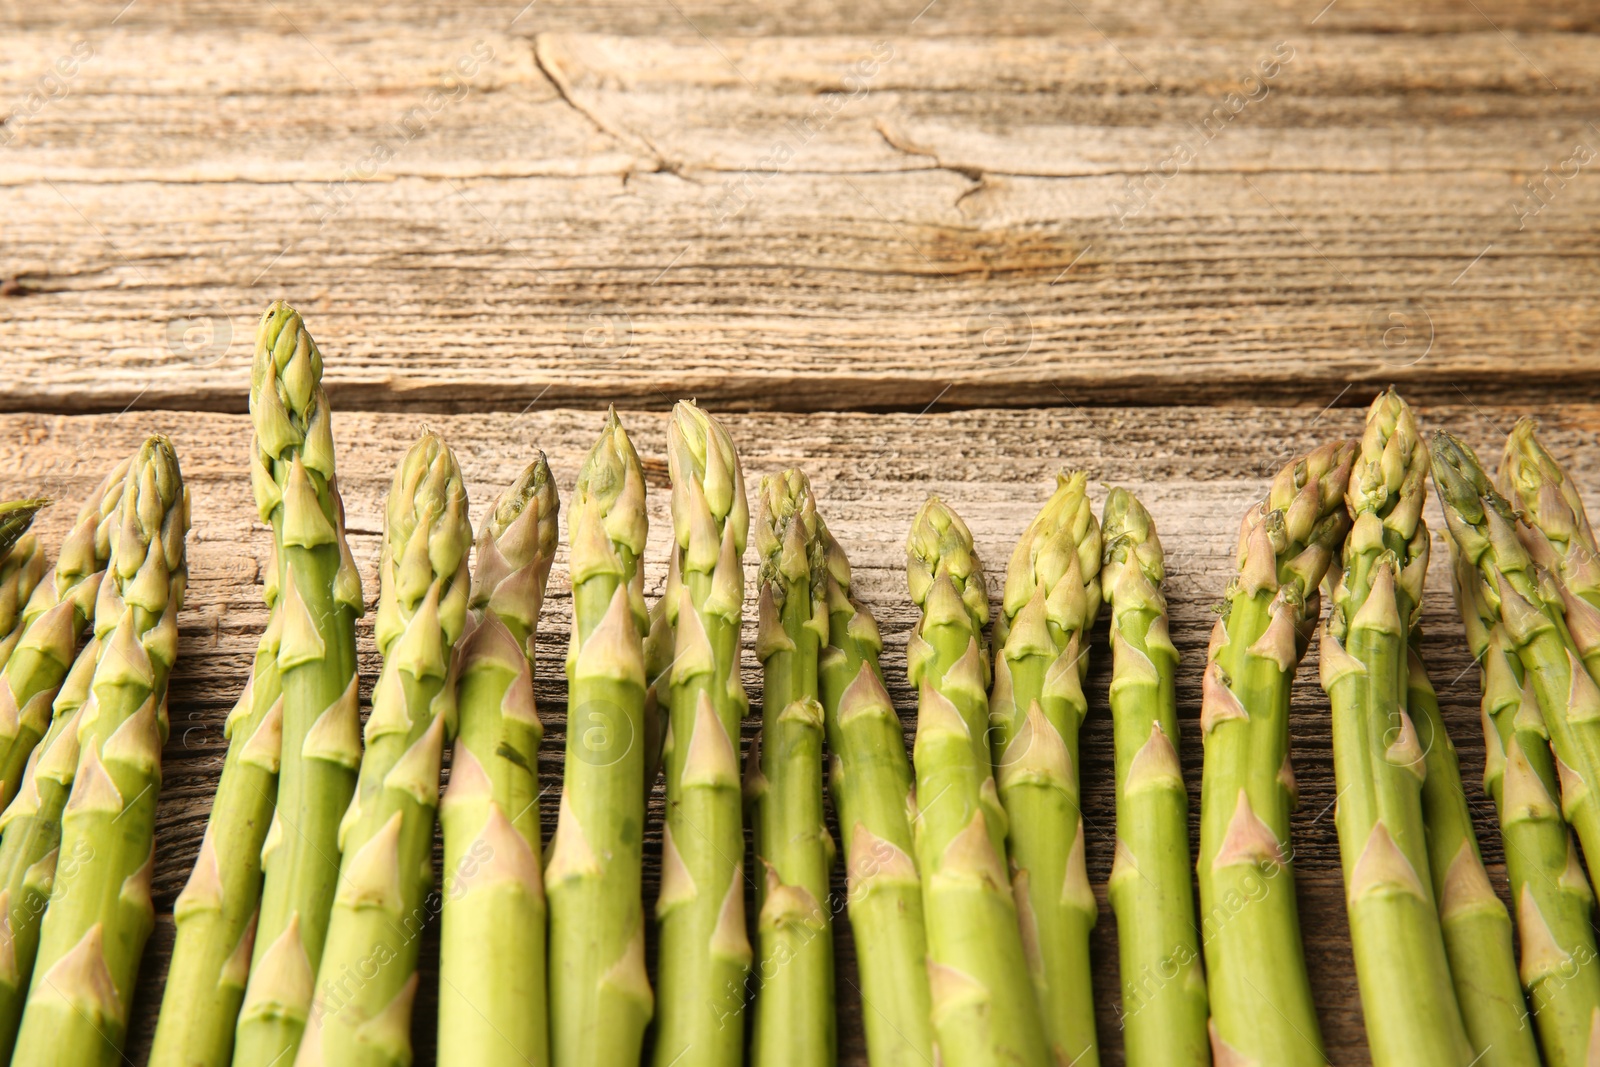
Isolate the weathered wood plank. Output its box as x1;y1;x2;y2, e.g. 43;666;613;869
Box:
4;32;1598;414
1;401;1591;1065
3;0;1596;39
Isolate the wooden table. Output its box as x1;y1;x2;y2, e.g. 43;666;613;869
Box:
3;1;1599;1062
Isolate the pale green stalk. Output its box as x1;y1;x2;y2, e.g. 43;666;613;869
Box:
747;469;833;1067
151;603;283;1067
0;633;100;1056
11;435;190;1067
236;301;367;1067
1319;391;1471;1066
440;456;559;1067
654;401;752;1067
546;412;655;1067
294;432;472;1067
819;529;933;1067
0;469;126;811
1198;439;1352;1067
989;472;1101;1067
1405;638;1539;1067
1449;538;1600;1067
907;497;1048;1067
1101;487;1207;1067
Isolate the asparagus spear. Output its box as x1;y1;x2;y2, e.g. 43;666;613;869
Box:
1449;545;1600;1067
0;469;127;810
11;434;190;1067
907;496;1049;1066
150;602;283;1067
989;472;1101;1067
235;302;366;1067
0;632;100;1057
547;414;651;1067
1319;391;1472;1066
654;400;752;1067
1198;438;1352;1067
819;528;934;1067
1432;432;1600;893
1101;487;1208;1067
0;500;49;563
0;506;50;673
1405;638;1539;1067
294;431;472;1067
747;469;833;1066
440;456;559;1067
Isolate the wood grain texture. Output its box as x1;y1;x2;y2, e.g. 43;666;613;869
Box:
2;401;1595;1066
4;25;1600;413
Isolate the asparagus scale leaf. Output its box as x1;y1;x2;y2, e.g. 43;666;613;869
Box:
235;302;366;1067
296;431;472;1067
989;472;1101;1067
0;501;51;674
0;499;50;563
654;401;753;1067
10;434;190;1067
1199;438;1352;1067
747;469;834;1067
441;456;559;1067
819;529;933;1066
907;496;1050;1066
1319;391;1474;1066
546;411;656;1067
1102;487;1208;1067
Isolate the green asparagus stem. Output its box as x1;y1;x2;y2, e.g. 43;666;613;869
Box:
0;511;50;674
819;529;933;1067
907;497;1049;1066
440;456;559;1067
0;500;50;563
988;472;1101;1067
1198;439;1352;1067
654;401;752;1067
0;468;126;810
1405;639;1539;1067
0;632;99;1057
1319;391;1472;1066
236;302;367;1067
1101;487;1208;1067
747;469;833;1067
545;412;654;1067
11;434;190;1067
1449;546;1600;1067
295;432;471;1067
1499;417;1600;611
1432;431;1600;895
150;602;283;1067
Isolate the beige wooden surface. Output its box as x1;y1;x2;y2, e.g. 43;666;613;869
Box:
4;0;1600;1063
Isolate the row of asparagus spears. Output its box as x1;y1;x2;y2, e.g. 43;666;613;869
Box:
0;303;1595;1067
